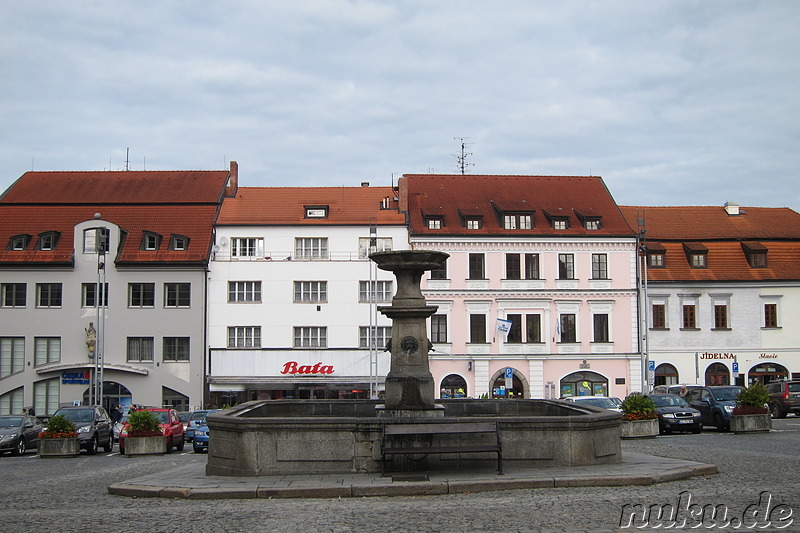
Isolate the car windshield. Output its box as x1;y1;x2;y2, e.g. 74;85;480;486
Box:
576;398;617;409
58;409;93;422
712;388;742;401
0;417;23;428
650;395;689;407
152;411;170;423
788;383;800;393
189;411;207;422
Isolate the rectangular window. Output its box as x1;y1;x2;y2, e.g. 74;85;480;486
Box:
0;387;23;415
524;254;540;280
652;304;666;329
593;314;609;342
431;315;448;343
295;237;328;259
519;215;532;230
526;314;542;343
591;254;608;279
228;281;262;303
691;253;707;268
558;254;574;279
553;220;567;230
36;283;62;308
585;220;600;230
468;253;485;279
143;233;159;251
358;237;392;258
430;261;448;280
649;254;665;268
359;326;392;349
294;281;328;303
293;327;327;348
560;314;577;342
128;283;155;307
750;253;767;268
227;326;261;349
504;215;517;230
164;283;190;308
359;281;393;303
466;218;481;230
231;237;265;258
34;337;61;366
682;305;696;329
1;283;26;308
714;305;728;329
0;338;25;378
506;254;521;280
764;303;778;328
33;378;59;418
126;337;154;362
83;228;109;254
170;235;188;251
38;233;55;250
507;314;523;343
469;314;486;343
82;283;108;307
427;218;442;229
163;337;190;362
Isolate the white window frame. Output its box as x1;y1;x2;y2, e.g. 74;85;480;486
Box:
227;326;261;349
294;237;328;259
231;237;265;258
36;283;62;308
359;280;393;303
163;337;190;362
293;327;327;348
0;338;25;378
294;281;327;303
358;237;392;258
228;281;262;303
34;337;61;366
359;326;392;349
126;337;154;362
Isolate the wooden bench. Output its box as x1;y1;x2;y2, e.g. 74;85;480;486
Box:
381;421;503;475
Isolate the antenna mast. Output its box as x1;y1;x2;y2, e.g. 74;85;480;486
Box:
454;137;474;175
124;148;130;171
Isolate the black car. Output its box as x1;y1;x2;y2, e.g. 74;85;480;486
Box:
684;385;743;431
51;406;114;454
766;380;800;418
0;414;43;455
648;394;702;434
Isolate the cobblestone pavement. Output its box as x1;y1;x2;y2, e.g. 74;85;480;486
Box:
1;418;798;533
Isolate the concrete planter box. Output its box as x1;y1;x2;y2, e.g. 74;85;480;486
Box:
125;436;167;455
730;413;771;433
620;418;659;439
38;438;80;457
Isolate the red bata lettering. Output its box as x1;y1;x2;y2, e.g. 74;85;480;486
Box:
280;361;334;375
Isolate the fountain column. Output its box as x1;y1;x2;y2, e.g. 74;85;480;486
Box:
370;250;449;412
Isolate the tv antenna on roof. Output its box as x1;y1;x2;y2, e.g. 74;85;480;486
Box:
453;137;474;175
124;147;130;171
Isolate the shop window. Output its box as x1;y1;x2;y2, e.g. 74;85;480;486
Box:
440;374;468;399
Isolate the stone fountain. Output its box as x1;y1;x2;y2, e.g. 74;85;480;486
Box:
205;250;622;477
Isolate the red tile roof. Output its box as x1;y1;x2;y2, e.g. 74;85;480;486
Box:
216;187;406;226
401;174;635;236
619;206;800;282
1;170;230;204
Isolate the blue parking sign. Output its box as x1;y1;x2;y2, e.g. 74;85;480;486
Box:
648;360;655;371
732;362;739;373
505;367;513;379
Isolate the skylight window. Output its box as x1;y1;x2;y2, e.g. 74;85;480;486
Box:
305;206;329;218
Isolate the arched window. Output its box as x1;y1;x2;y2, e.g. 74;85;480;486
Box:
560;371;608;398
440;374;467;399
654;363;679;386
705;363;730;386
747;362;788;385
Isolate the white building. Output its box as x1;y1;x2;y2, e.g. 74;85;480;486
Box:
206;184;408;405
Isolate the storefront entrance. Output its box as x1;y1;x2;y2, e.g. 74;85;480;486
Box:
654;363;679;386
705;362;730;386
560;371;609;398
748;362;789;385
490;369;526;399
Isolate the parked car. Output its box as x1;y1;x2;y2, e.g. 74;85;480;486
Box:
648;394;702;434
51;406;114;454
683;385;743;431
113;414;129;443
766;380;800;418
0;414;43;456
118;408;185;454
185;409;219;442
561;396;623;412
193;416;211;453
177;411;191;431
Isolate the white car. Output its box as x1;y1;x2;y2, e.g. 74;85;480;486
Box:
561;395;623;412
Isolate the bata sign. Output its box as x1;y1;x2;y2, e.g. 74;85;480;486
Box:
280;361;334;375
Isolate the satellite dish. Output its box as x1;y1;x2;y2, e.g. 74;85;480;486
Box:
219;237;228;246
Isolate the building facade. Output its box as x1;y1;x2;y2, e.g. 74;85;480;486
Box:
0;165;236;415
206;184;408;405
402;174;642;400
620;203;800;389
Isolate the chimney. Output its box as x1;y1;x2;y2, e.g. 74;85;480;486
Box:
361;181;369;187
723;201;740;216
225;161;239;197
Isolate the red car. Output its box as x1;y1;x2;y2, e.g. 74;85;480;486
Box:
118;408;186;454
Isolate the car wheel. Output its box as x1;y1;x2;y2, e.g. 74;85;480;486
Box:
193;443;202;453
692;426;702;434
176;437;185;451
86;436;99;455
770;403;786;419
12;438;26;456
714;414;727;432
103;433;113;453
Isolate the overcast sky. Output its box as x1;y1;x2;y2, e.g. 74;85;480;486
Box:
1;1;798;209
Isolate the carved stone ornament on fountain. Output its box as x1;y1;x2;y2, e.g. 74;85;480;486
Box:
370;250;449;415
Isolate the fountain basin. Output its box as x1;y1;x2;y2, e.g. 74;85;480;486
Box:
205;399;622;477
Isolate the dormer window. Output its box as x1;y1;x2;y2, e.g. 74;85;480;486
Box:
553;219;568;230
305;205;329;219
36;232;60;251
683;242;708;268
142;232;162;251
84;228;109;254
503;214;533;230
466;217;482;230
8;234;31;251
645;243;666;268
574;211;602;230
426;217;443;229
585;220;600;230
742;242;767;268
170;234;189;251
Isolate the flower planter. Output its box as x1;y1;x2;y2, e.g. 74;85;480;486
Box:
38;437;80;457
730;413;771;433
124;435;167;455
620;418;659;439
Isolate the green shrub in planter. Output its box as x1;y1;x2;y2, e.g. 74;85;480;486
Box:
127;410;162;437
39;414;78;439
620;393;658;421
733;381;769;415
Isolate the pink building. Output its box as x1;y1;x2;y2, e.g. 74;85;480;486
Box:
401;174;642;400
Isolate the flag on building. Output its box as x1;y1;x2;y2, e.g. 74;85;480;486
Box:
496;318;512;336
